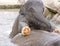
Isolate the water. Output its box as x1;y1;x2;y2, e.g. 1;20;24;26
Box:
0;9;19;46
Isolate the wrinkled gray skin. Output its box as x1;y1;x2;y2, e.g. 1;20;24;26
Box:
9;0;55;38
11;31;60;46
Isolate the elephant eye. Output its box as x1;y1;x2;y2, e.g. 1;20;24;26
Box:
20;11;25;15
29;7;35;12
20;8;26;16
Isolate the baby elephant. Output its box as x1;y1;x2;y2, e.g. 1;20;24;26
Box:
9;0;57;38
